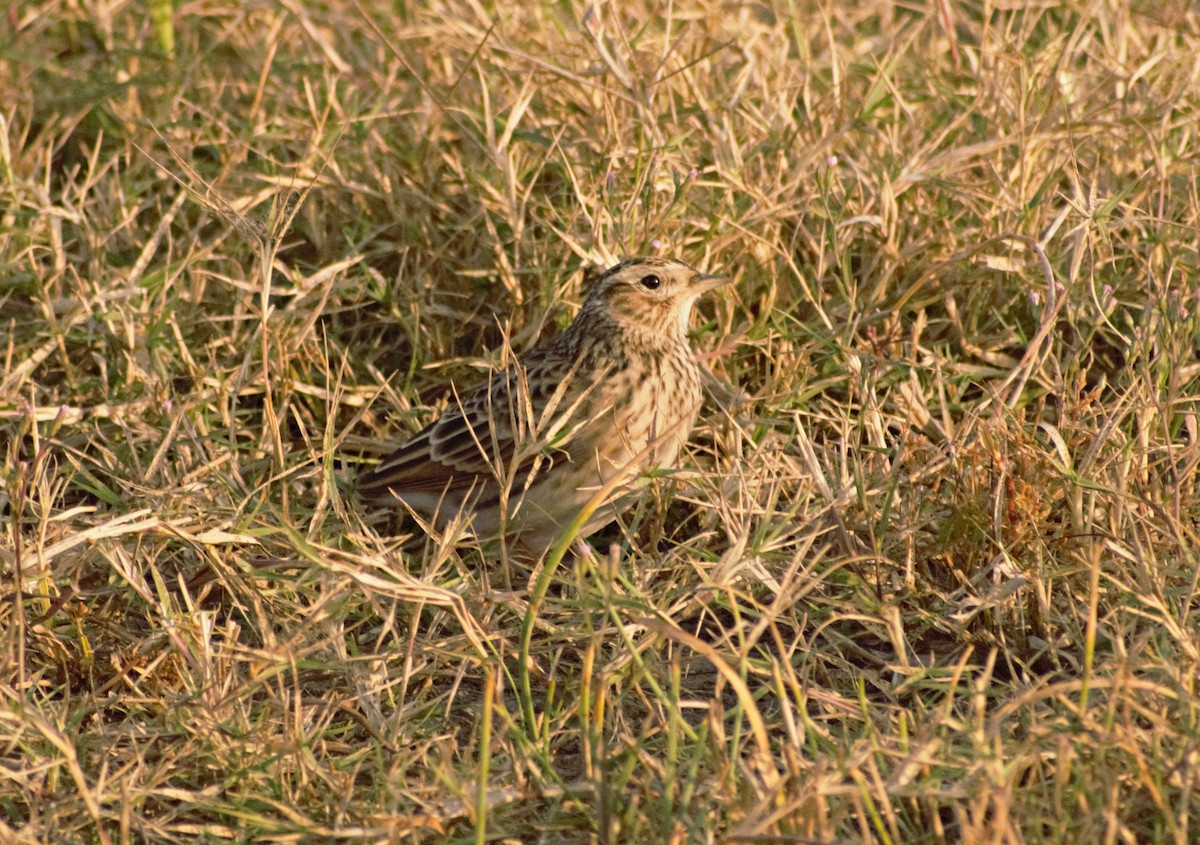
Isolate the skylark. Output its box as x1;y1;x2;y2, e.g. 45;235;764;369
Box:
358;257;729;551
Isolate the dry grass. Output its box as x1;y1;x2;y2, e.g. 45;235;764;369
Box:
3;0;1200;842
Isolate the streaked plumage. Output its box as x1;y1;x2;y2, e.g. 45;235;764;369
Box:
358;257;729;551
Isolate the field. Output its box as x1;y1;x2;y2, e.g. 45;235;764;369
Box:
3;1;1200;842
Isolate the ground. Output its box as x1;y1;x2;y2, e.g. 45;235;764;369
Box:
2;1;1199;843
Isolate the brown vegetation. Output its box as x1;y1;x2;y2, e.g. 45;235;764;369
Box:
2;1;1199;842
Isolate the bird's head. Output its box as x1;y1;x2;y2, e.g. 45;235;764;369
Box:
580;257;729;342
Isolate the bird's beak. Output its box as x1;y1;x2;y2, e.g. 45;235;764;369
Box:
695;272;731;292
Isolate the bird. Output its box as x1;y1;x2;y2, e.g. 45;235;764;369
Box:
357;256;730;552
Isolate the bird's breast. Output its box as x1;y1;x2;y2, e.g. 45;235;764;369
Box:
582;347;702;471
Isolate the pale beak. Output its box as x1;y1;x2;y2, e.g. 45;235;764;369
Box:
694;272;731;292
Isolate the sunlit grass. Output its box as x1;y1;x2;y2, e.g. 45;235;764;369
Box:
3;1;1200;842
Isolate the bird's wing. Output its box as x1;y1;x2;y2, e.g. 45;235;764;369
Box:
358;349;602;499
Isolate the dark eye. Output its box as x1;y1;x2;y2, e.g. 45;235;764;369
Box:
640;274;661;290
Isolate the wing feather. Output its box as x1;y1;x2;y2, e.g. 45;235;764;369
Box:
357;348;594;502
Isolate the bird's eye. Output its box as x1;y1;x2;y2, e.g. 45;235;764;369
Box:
640;274;661;290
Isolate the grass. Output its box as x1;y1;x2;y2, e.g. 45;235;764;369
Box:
3;0;1200;842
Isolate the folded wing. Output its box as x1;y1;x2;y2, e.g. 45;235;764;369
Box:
358;349;600;503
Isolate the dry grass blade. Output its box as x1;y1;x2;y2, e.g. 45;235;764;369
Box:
3;0;1200;841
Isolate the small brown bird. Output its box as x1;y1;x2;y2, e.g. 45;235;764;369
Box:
358;257;729;551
